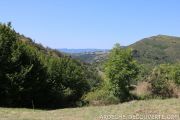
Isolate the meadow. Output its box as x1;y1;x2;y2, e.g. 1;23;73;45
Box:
0;98;179;120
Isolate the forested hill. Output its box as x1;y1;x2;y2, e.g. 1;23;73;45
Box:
130;35;180;65
18;34;66;58
70;35;180;66
0;23;100;108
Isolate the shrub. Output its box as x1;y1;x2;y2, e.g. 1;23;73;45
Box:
84;81;119;106
173;64;180;85
149;64;179;98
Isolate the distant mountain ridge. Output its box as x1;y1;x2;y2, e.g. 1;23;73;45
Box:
59;48;109;54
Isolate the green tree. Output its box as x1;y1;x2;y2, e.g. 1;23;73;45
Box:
48;57;90;106
0;22;19;105
0;23;51;107
105;43;139;102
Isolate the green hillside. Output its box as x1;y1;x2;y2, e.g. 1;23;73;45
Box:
71;35;180;66
130;35;180;65
0;23;101;108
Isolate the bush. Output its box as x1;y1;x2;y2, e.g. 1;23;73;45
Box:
149;64;179;98
84;81;119;106
173;64;180;85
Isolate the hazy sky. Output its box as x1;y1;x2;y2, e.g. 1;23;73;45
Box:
0;0;180;49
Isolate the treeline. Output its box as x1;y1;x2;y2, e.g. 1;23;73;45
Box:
0;23;101;108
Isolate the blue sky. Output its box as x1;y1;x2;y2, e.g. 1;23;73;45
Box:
0;0;180;49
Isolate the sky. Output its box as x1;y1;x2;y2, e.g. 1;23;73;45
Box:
0;0;180;49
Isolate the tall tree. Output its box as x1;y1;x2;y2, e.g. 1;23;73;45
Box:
0;22;18;105
0;23;50;107
105;43;139;102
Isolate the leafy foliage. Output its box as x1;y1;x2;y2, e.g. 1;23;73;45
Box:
149;64;180;98
105;43;139;102
0;22;99;108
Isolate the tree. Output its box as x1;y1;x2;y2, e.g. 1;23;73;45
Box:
0;22;19;105
0;23;51;107
48;57;90;106
105;43;139;102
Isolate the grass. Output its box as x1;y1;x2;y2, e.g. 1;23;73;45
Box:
0;98;180;120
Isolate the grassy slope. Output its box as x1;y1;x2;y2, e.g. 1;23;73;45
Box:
0;99;179;120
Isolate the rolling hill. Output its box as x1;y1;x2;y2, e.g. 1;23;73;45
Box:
70;35;180;66
130;35;180;65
